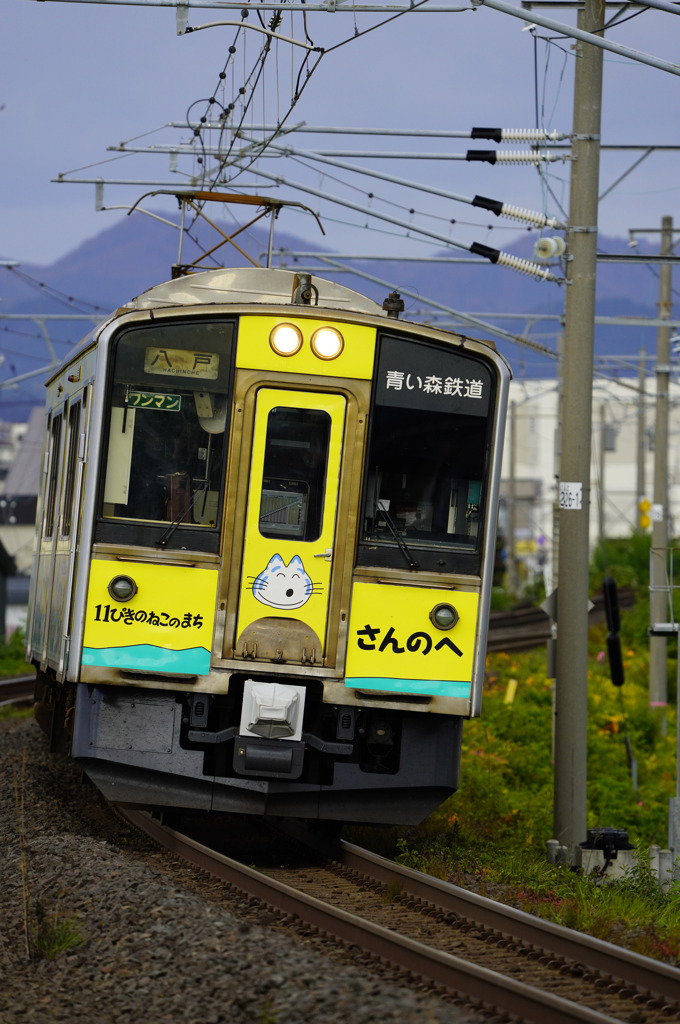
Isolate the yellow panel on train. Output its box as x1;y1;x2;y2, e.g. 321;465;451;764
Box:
83;559;218;675
236;315;376;379
346;582;479;698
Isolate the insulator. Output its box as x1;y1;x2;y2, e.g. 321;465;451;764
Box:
496;251;558;282
500;204;563;229
495;150;555;165
534;236;567;259
500;128;567;142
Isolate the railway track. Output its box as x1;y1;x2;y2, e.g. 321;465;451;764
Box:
4;662;677;1021
0;673;35;705
487;589;636;652
120;809;680;1024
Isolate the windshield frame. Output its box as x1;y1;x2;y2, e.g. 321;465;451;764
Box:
356;331;498;576
94;316;236;553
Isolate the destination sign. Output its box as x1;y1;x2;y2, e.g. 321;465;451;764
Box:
144;347;220;380
376;335;492;416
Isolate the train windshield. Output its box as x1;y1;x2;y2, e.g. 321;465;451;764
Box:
358;334;494;575
100;320;233;536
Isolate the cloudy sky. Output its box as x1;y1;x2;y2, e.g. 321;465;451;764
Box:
2;0;679;269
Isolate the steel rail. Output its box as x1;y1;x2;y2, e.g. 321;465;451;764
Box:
0;674;36;706
119;808;642;1024
340;841;680;1003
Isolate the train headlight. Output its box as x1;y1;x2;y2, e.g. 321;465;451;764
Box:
429;603;459;630
311;326;344;360
108;575;138;602
270;323;303;356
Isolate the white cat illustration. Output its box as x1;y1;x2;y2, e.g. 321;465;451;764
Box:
249;554;321;610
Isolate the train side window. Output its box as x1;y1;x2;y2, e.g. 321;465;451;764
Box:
43;413;63;539
258;407;331;542
61;401;82;537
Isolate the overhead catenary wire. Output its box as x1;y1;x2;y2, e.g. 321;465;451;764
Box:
226;161;564;281
235;133;567;228
173;5;329;233
1;266;104;314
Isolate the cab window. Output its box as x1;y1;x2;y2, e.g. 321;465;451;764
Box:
98;319;234;547
358;334;495;575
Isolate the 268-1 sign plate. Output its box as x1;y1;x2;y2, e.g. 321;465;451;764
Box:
559;482;582;510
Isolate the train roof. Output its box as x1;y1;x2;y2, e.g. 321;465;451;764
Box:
51;266;506;386
125;267;385;316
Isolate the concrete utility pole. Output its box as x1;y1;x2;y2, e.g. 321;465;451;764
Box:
649;216;674;721
508;401;519;597
598;404;606;549
553;0;604;861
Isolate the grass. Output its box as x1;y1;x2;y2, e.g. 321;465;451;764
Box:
0;628;33;679
350;592;680;965
12;743;85;961
31;901;85;960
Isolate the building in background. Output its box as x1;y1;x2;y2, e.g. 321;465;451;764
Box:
500;376;678;593
0;407;43;632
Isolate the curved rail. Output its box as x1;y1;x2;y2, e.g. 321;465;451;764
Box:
0;673;35;706
118;808;679;1024
340;840;680;1002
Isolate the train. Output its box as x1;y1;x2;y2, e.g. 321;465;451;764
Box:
26;263;510;824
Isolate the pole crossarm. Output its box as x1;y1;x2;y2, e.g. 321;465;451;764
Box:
0;314;103;322
236;134;566;229
26;0;471;9
0;313;104;391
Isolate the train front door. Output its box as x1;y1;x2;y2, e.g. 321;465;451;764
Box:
233;388;346;667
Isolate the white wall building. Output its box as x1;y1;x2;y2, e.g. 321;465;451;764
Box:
499;375;680;588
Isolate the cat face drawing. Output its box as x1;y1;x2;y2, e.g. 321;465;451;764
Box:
249;554;321;610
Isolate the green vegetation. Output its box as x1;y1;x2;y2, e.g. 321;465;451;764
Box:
30;901;85;960
0;628;33;679
352;534;680;965
378;630;680;964
12;748;85;960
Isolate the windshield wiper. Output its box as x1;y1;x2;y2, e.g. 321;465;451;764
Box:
376;500;420;569
156;481;208;548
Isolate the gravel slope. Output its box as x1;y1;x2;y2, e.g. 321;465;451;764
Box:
0;714;482;1024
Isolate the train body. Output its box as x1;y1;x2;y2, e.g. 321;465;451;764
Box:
26;267;510;824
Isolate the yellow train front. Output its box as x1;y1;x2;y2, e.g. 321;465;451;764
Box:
27;267;510;824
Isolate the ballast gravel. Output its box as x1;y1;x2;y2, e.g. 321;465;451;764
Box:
0;715;482;1024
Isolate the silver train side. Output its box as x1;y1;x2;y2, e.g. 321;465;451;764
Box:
26;268;510;824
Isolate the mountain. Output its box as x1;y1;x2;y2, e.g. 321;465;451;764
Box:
0;212;665;421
